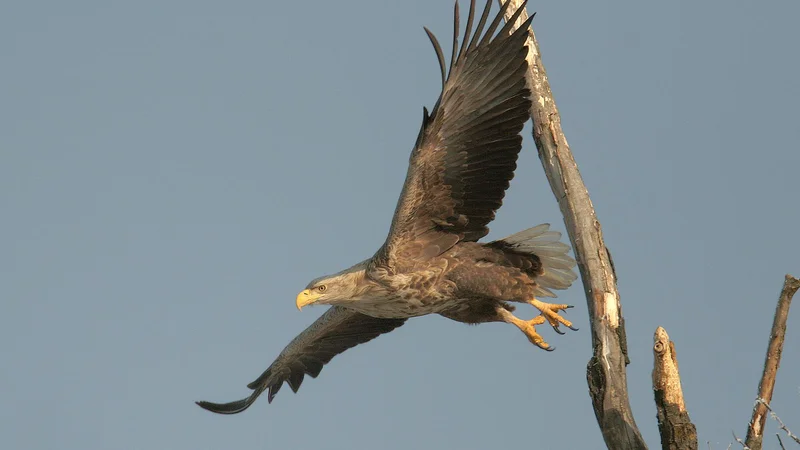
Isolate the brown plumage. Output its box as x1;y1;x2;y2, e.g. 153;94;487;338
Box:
197;0;577;416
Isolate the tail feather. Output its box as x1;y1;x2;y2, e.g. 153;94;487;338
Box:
533;286;557;298
494;224;578;296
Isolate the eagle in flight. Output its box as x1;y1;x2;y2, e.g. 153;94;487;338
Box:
197;0;577;415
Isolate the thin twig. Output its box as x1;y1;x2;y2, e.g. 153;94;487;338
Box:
744;275;800;450
732;431;749;449
757;399;800;445
777;434;786;450
498;1;646;448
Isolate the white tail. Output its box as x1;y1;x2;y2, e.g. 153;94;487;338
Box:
497;224;578;298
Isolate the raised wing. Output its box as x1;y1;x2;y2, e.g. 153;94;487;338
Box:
373;0;534;270
196;307;406;414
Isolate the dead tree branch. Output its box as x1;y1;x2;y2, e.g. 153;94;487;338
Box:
499;2;646;448
733;431;748;449
652;327;698;450
759;398;800;445
744;274;800;450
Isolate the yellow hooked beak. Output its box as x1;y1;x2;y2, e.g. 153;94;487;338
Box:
296;289;320;311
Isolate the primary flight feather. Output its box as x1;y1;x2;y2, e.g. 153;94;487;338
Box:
197;0;577;415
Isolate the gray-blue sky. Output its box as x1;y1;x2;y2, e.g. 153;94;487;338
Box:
2;0;799;449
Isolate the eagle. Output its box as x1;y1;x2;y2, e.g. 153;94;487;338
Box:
197;0;577;415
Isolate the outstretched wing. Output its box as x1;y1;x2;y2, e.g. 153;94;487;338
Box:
373;0;534;270
196;307;405;414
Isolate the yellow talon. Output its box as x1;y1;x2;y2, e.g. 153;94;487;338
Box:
527;298;577;333
496;308;555;351
519;315;553;350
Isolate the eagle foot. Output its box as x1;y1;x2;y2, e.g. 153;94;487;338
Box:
495;308;555;351
518;315;555;351
527;298;578;335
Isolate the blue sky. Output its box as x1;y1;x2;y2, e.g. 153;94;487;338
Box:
2;0;799;449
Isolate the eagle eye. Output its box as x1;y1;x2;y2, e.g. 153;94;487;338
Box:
317;285;327;292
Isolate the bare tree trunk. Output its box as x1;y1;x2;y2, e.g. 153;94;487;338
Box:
652;327;697;450
499;2;646;448
744;274;800;450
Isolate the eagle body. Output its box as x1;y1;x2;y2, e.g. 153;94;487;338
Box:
197;0;579;415
328;235;557;320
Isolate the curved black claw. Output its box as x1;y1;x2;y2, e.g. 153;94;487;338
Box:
543;345;556;352
553;325;566;335
567;324;579;331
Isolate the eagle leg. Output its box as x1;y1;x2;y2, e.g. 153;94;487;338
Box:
496;307;555;351
527;298;578;334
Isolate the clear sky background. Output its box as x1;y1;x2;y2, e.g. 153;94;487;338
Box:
3;0;799;449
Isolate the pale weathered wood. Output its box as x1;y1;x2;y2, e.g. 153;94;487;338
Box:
744;274;800;450
652;327;697;450
498;2;646;448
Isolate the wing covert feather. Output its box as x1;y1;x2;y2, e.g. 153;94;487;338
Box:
374;0;534;271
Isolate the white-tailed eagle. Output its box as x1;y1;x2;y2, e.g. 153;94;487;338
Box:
197;0;577;415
